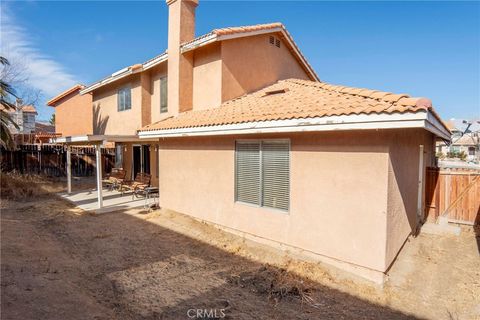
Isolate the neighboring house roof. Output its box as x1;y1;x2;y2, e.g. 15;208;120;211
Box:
445;120;457;131
47;84;85;106
139;78;450;139
1;104;38;114
448;118;480;134
35;122;56;134
80;22;318;94
21;105;37;114
452;134;478;146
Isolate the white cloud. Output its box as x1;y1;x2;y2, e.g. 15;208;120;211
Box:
0;5;79;97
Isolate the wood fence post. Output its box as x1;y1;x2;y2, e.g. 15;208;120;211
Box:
445;169;451;215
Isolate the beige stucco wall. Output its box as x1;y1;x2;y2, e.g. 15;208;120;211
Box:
156;129;434;280
53;91;93;136
157;131;398;275
92;75;142;135
92;63;169;132
192;42;222;110
385;129;435;269
221;33;311;102
89;32;314;126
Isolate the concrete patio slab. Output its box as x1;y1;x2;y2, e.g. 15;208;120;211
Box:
59;189;155;214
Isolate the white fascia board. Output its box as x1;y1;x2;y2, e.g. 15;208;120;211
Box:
80;68;141;95
181;33;217;53
138;112;434;139
111;67;130;77
50;134;140;144
51;135;98;144
143;53;168;70
216;27;284;42
425;111;451;140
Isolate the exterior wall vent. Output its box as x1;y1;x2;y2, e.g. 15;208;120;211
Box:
263;88;289;96
269;36;281;48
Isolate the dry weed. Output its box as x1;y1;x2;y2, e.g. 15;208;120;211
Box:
228;265;316;306
0;171;55;200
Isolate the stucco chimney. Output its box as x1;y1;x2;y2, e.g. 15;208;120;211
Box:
166;0;198;114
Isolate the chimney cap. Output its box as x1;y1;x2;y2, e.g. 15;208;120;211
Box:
166;0;198;6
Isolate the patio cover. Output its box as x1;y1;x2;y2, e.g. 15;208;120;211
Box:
50;134;154;209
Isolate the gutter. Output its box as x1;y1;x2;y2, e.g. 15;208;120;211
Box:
138;111;451;140
80;53;168;95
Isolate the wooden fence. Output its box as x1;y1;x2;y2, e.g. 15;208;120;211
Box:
0;144;115;177
425;167;480;225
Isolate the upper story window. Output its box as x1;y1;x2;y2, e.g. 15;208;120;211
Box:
160;77;168;113
117;86;131;111
235;140;290;212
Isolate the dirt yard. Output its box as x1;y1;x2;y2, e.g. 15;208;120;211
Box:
1;176;479;319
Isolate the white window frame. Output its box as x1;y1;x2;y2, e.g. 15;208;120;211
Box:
160;76;168;113
234;139;290;213
117;85;132;112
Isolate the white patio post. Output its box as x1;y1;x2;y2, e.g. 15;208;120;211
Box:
95;143;103;209
66;145;72;194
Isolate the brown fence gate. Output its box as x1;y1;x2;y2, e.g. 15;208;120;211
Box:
425;167;480;225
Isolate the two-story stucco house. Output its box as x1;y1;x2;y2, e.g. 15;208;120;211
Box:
47;84;93;137
1;99;38;135
52;0;450;283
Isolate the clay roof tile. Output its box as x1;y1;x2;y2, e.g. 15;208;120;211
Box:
140;79;448;135
370;91;391;100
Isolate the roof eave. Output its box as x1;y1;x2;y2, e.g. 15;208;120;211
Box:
47;84;84;106
138;110;450;140
80;54;168;95
81;68;137;95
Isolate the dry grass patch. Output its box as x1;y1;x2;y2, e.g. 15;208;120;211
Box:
0;171;59;201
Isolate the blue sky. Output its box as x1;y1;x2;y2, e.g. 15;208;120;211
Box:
1;1;479;121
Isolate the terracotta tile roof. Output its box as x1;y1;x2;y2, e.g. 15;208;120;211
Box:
47;84;85;106
141;78;448;132
21;105;37;113
82;22;318;94
453;134;477;146
179;22;285;47
213;22;284;36
2;104;38;114
445;120;457;131
35;122;56;134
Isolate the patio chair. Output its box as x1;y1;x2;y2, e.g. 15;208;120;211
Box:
120;172;151;198
102;168;127;191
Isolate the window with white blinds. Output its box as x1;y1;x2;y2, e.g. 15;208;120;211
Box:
235;140;290;211
235;142;261;206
